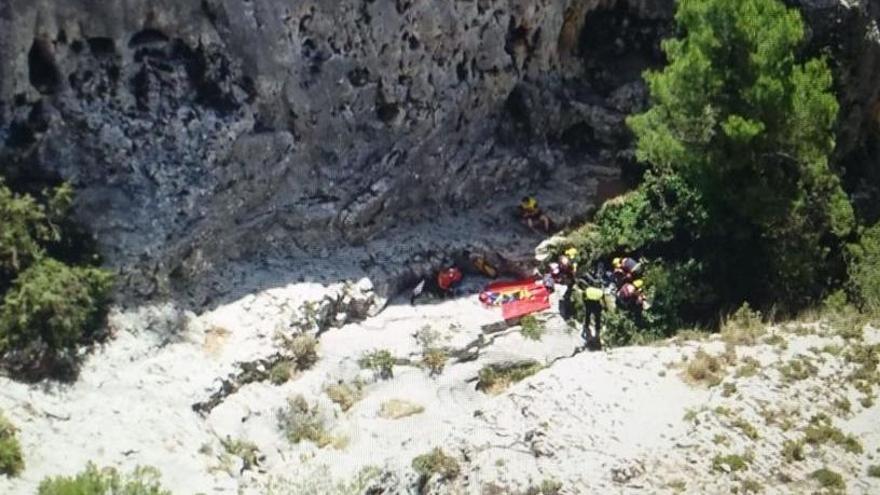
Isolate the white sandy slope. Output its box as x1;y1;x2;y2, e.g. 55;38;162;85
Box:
2;266;878;495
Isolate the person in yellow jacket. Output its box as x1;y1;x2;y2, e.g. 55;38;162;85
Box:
518;196;553;233
581;276;606;351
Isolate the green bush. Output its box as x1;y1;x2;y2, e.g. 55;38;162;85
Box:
810;467;845;490
848;223;880;314
0;177;112;380
282;334;319;371
477;361;542;394
38;463;171;495
411;448;460;481
278;394;333;448
0;257;113;377
0;412;24;477
358;349;395;379
567;0;855;338
519;315;545;341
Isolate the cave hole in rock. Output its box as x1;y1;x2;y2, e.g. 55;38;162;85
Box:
87;37;117;57
505;18;530;57
28;39;61;94
503;85;530;133
376;101;400;123
129;28;170;48
579;2;668;96
171;40;241;114
348;67;370;87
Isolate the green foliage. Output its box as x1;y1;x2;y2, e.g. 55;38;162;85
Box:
567;0;857;339
592;172;708;255
411;448;460;481
848;222;880;314
868;465;880;478
325;381;364;412
278;395;333;448
358;349;395;379
421;347;448;377
221;437;262;472
519;315;545;341
524;479;563;495
0;257;113;376
803;414;863;454
810;468;845;490
0;412;24;477
477;361;543;394
0;177;112;379
0;179;54;278
281;334;319;371
711;453;749;472
781;439;805;463
38;463;171;495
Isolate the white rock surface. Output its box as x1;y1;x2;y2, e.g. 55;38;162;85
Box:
1;275;879;494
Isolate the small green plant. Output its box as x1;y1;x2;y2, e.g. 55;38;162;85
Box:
666;480;687;493
762;334;787;347
731;417;759;440
713;434;730;446
524;479;563;495
220;437;262;473
412;448;460;481
803;414;863;454
721;303;764;345
712;453;750;472
278;394;333;448
477;361;543;394
37;463;171;495
325;381;363;412
358;349;395;379
832;397;852;416
721;382;737;397
867;464;880;478
422;347;448;377
283;334;319;371
0;412;24;477
778;356;818;383
269;360;295;385
684;348;725;387
414;325;441;349
781;439;805;462
736;357;761;378
740;479;763;493
519;315;545;341
810;467;845;490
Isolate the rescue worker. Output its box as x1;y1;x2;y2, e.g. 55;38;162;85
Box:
436;266;463;298
612;256;642;285
411;266;463;304
582;278;606;351
617;279;646;310
553;253;577;318
518;196;553;233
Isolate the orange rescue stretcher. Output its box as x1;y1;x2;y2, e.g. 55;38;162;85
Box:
479;278;551;320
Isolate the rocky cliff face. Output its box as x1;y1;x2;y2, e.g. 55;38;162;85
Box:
0;0;673;300
0;0;877;301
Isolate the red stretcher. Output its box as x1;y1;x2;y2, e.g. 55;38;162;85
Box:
479;278;551;320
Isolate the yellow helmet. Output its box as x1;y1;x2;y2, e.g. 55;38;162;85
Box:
565;247;578;259
521;196;538;210
612;257;622;268
634;279;644;289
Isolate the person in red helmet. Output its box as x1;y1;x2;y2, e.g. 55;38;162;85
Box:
411;266;464;304
617;279;646;311
437;266;463;296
